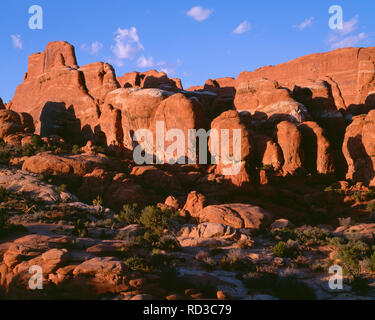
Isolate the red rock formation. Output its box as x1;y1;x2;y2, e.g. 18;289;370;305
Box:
298;121;335;175
275;121;304;175
234;78;309;123
9;42;99;141
343;110;375;186
117;70;182;91
236;47;375;108
104;88;172;149
208;110;253;187
252;133;283;171
78;62;120;104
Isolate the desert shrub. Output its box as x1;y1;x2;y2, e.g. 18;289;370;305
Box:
72;219;88;237
324;186;344;195
157;235;181;252
72;145;81;155
139;206;170;236
271;227;296;242
335;240;370;276
350;276;371;296
295;227;331;246
366;201;375;212
55;184;67;193
92;195;103;207
22;144;35;157
124;256;153;272
221;249;254;272
273;240;299;258
117;204;141;225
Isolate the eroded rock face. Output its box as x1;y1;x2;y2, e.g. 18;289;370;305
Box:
298;121;335;175
117;70;182;91
208;110;253;187
0;110;24;138
236;47;375;108
79;62;120;104
22;153;109;178
252;133;283;171
104;88;172;149
197;204;272;230
234;78;309;123
275;121;304;175
152;93;206;162
9;41;99;141
343;110;375;186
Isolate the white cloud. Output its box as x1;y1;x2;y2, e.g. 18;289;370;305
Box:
187;6;212;22
339;15;358;35
294;17;314;30
232;21;251;34
137;55;154;68
11;34;22;49
111;27;144;62
329;32;368;49
327;15;369;49
81;41;103;55
157;59;182;77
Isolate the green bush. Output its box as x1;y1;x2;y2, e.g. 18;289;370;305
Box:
273;241;299;258
295;227;331;246
117;204;141;225
139;206;169;236
22;144;35;157
72;219;88;237
124;257;152;272
72;145;81;155
157;236;181;252
336;240;370;276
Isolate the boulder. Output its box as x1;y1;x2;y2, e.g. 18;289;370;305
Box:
343;111;375;185
234;78;309;123
183;191;209;218
252;133;283;171
197;204;273;230
298;121;335;175
275;121;304;175
0;110;24;138
208;110;253;187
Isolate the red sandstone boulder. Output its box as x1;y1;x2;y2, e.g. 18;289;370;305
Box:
234;78;309;123
198;204;273;230
209;110;254;186
98;104;124;147
152;93;206;162
0;110;24;138
275;121;304;175
183;191;209;218
252;133;283;171
104;88;172;149
79;62;120;104
298;121;335;175
22;153;109;178
130;166;182;193
343;110;375;186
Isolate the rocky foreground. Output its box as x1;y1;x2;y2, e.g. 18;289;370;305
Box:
0;42;375;299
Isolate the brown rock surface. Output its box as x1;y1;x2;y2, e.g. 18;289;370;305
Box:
275;121;304;175
236;47;375;108
298;121;335;175
198;204;272;230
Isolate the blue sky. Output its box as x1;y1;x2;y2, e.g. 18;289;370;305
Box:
1;0;374;102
